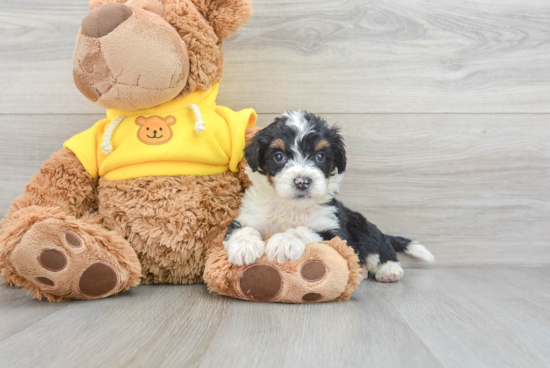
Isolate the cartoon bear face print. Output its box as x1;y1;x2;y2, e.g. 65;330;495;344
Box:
135;116;176;145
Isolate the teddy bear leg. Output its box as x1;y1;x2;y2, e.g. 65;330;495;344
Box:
1;208;141;302
204;236;362;303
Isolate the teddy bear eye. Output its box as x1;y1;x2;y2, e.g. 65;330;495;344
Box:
160;128;162;131
147;127;149;131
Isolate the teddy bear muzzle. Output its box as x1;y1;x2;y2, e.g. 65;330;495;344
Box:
73;3;190;111
81;3;133;38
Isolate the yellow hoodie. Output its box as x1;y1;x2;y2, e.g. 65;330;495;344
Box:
64;84;257;181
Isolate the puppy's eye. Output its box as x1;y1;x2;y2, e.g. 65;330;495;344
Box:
315;153;326;162
273;153;287;163
147;127;149;131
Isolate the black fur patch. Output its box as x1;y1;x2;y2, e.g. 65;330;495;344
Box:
225;220;242;240
245;111;347;178
321;199;411;265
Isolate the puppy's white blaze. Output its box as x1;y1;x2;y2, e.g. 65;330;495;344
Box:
224;227;265;266
405;241;435;263
283;111;317;167
282;110;313;146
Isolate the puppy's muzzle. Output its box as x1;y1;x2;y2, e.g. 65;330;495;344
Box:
294;177;311;191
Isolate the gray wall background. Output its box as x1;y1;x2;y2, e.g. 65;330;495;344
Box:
1;0;549;266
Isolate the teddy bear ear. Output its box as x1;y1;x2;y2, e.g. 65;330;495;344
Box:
89;0;128;11
126;0;165;16
164;116;177;126
190;0;253;39
135;116;147;126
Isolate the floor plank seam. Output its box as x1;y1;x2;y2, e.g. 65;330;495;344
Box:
373;287;446;367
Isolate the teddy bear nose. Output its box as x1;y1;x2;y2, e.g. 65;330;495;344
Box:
81;3;133;38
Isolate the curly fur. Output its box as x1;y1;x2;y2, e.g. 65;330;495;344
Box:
98;170;246;284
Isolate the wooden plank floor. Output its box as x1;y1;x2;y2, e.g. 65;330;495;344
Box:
1;266;549;368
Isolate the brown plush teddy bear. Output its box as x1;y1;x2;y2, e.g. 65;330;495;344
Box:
0;0;360;303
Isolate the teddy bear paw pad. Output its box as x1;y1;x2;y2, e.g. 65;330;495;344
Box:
38;249;67;271
302;293;323;302
238;264;283;301
65;231;83;248
79;262;119;297
300;261;327;282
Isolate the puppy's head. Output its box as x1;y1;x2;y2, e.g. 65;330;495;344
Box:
245;111;346;205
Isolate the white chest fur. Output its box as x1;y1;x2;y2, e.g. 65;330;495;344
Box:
237;170;340;236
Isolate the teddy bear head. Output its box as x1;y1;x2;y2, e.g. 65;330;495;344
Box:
73;0;252;111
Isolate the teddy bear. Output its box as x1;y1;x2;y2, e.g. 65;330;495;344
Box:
0;0;360;303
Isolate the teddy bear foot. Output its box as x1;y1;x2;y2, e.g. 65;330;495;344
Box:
237;258;332;303
10;219;140;301
205;237;362;303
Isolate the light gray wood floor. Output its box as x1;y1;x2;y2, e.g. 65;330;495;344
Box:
1;266;549;368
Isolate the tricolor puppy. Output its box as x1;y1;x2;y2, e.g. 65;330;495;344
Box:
224;111;434;282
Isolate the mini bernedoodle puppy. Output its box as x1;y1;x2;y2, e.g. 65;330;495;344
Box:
224;111;434;282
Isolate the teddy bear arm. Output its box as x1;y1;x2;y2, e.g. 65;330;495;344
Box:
0;148;141;300
5;149;97;220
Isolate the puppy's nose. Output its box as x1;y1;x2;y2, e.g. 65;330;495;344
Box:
153;130;157;134
294;177;311;190
81;3;132;38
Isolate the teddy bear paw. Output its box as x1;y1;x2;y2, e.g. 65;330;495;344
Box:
10;219;134;300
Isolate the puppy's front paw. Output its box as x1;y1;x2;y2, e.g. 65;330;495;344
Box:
266;233;306;263
225;237;266;266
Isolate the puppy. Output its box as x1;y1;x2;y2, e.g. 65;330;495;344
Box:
224;111;434;282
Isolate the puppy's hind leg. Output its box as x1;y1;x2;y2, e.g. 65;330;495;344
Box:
375;262;404;282
365;254;404;283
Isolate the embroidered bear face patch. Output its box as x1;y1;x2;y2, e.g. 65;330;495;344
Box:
135;116;176;145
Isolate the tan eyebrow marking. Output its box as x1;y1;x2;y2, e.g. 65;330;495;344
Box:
315;139;330;150
270;139;285;150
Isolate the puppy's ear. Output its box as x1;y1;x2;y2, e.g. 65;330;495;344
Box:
328;126;347;174
244;133;262;172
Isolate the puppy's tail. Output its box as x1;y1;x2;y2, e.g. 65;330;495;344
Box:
388;236;435;263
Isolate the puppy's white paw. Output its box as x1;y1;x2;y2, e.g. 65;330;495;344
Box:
375;262;404;283
266;233;306;263
225;237;265;266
